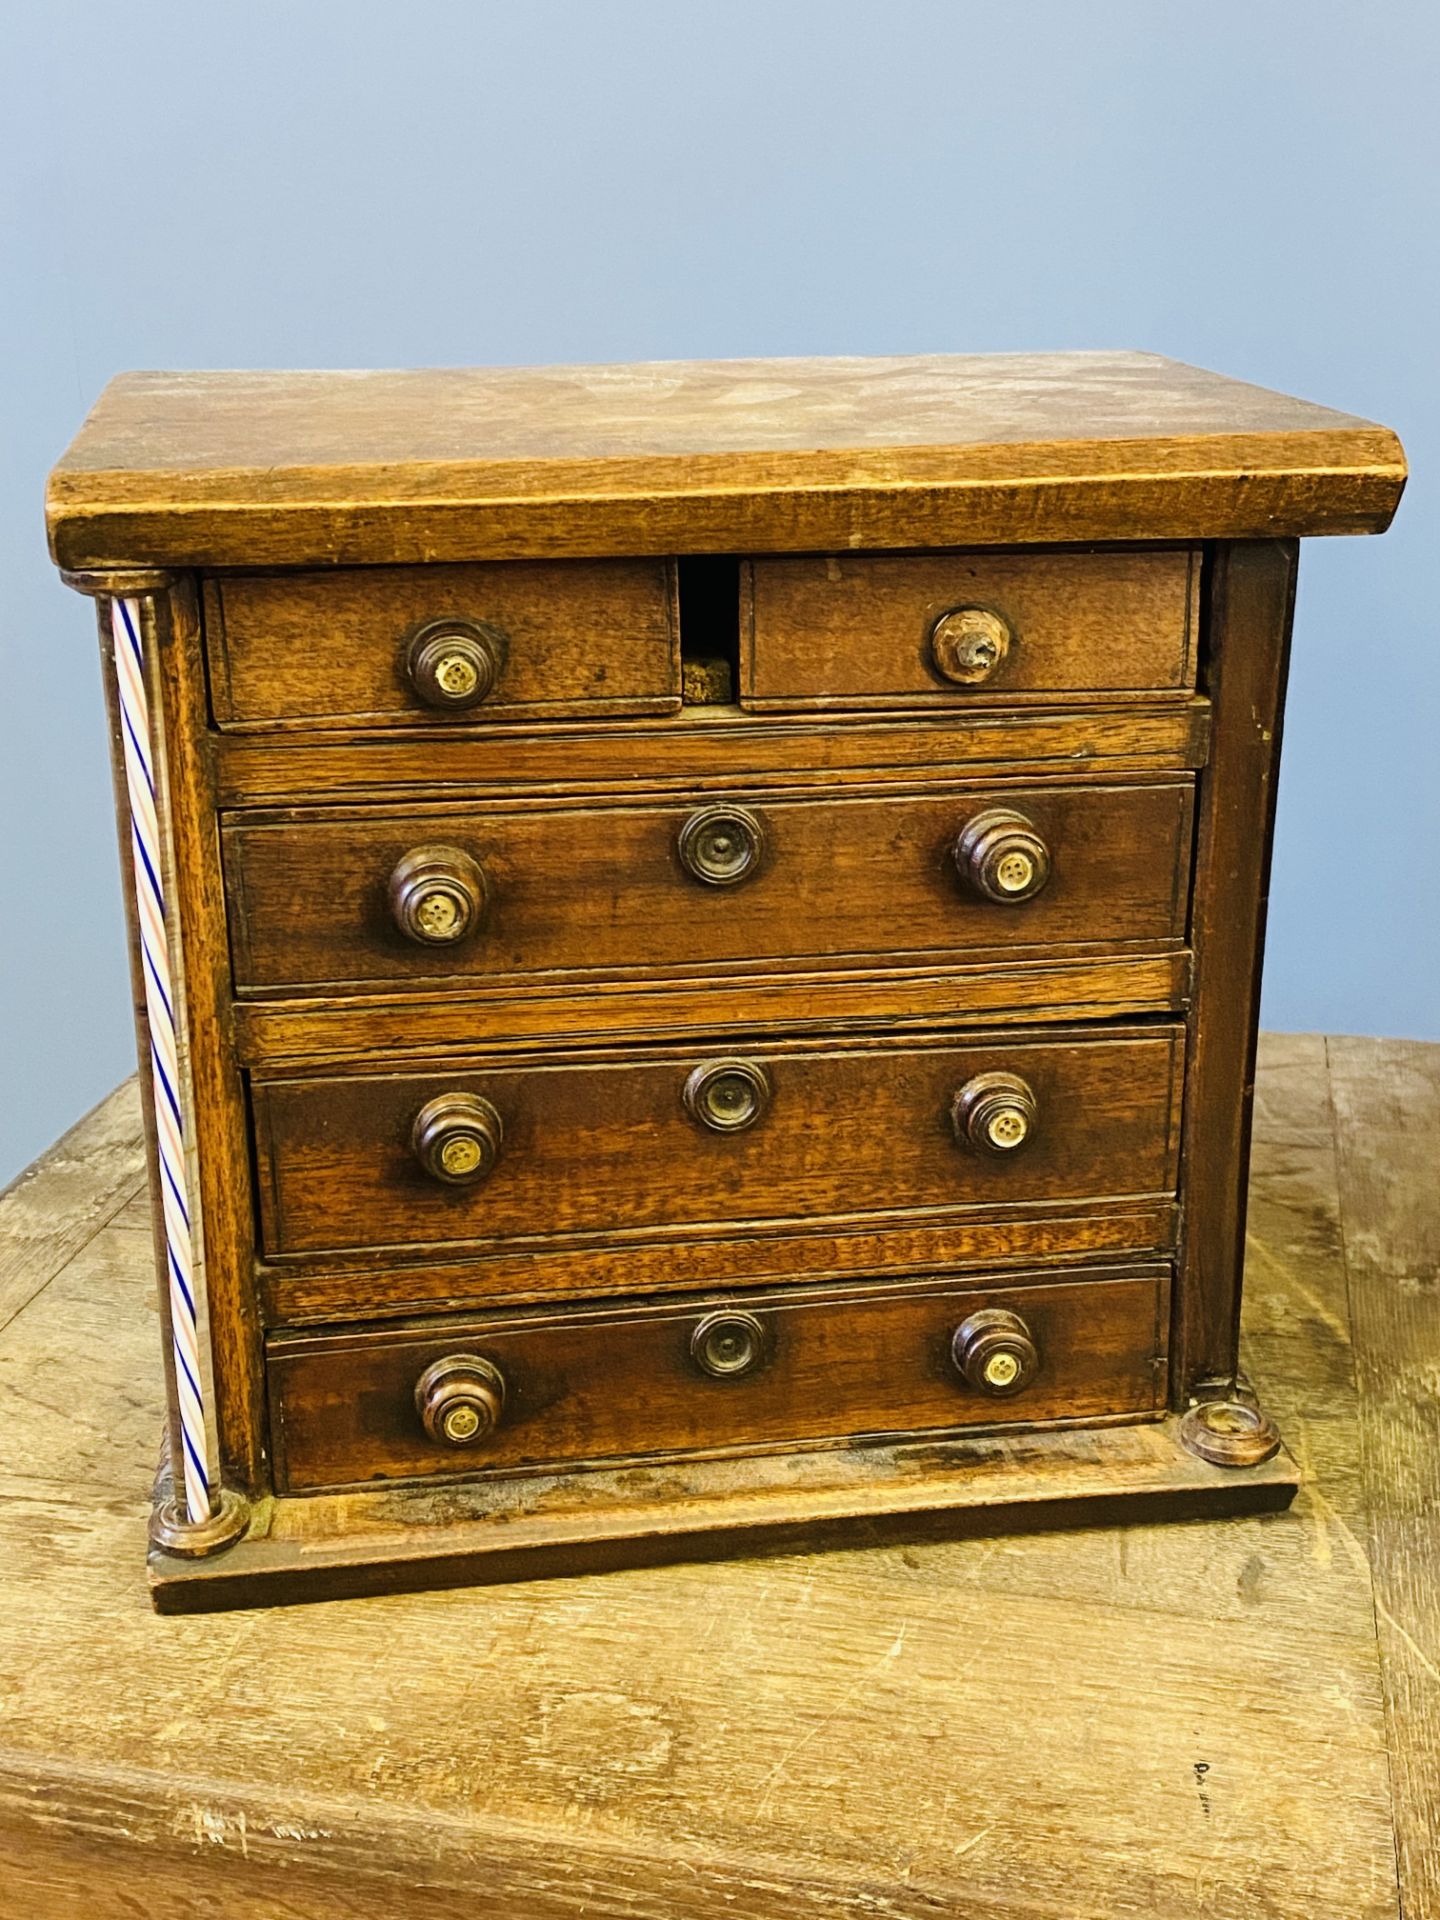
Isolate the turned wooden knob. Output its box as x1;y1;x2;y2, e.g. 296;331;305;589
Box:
951;1309;1039;1397
951;1072;1039;1155
677;805;766;886
411;1092;503;1185
953;807;1052;904
414;1354;506;1446
929;607;1012;686
683;1059;773;1133
389;844;487;945
404;618;508;711
689;1310;768;1379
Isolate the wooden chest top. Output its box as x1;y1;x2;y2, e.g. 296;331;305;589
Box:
47;351;1405;569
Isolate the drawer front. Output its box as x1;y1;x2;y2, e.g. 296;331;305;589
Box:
742;548;1198;708
252;1026;1184;1258
224;777;1194;992
206;559;680;729
267;1266;1169;1491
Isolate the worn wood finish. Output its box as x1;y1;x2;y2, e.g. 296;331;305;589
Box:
268;1265;1169;1492
1328;1036;1440;1920
213;700;1213;806
260;1199;1179;1325
742;546;1199;707
233;949;1194;1065
207;557;680;727
50;352;1404;1598
223;777;1195;995
252;1026;1183;1260
6;1034;1437;1916
1173;541;1298;1401
46;353;1405;569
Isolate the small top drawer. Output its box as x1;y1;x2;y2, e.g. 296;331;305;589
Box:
741;548;1198;710
205;558;680;729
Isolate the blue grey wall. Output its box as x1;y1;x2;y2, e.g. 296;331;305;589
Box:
2;1;1435;1182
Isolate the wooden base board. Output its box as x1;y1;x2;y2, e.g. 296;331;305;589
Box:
149;1415;1299;1612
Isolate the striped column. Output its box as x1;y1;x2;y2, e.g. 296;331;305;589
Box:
111;596;212;1525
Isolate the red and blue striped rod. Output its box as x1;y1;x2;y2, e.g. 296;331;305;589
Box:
111;596;211;1525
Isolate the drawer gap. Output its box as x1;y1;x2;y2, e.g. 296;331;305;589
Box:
677;555;740;706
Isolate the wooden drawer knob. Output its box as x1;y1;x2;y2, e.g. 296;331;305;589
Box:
389;844;487;945
953;807;1051;904
404;618;508;711
414;1354;506;1446
951;1071;1038;1155
677;805;766;886
683;1058;772;1132
929;607;1012;686
411;1092;503;1185
689;1309;768;1378
951;1308;1039;1396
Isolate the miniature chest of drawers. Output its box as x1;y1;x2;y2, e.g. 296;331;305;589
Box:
48;352;1405;1609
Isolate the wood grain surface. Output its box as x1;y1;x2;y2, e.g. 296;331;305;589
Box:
207;557;680;727
1;1033;1435;1916
46;352;1406;568
742;546;1198;706
222;777;1195;995
251;1026;1183;1260
267;1265;1168;1492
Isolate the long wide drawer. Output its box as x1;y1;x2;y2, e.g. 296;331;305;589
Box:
224;777;1195;992
205;558;680;729
267;1264;1170;1492
252;1025;1185;1259
741;547;1199;709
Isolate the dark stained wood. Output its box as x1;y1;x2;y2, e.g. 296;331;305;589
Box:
8;1038;1431;1914
266;1266;1170;1492
1328;1036;1440;1920
206;557;680;728
46;352;1405;569
1173;541;1298;1401
252;1025;1184;1260
49;352;1404;1605
222;777;1196;994
213;700;1213;806
742;546;1199;707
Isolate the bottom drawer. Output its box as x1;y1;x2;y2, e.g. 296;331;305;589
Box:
268;1264;1168;1493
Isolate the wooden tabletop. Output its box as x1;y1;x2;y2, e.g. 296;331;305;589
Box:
1;1032;1435;1919
46;353;1405;568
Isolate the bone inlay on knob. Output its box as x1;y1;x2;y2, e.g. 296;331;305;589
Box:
953;808;1052;904
950;1309;1039;1397
389;844;487;946
411;1091;503;1185
404;618;508;711
951;1071;1039;1156
414;1354;506;1446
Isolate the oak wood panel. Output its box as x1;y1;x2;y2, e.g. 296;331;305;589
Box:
206;557;680;728
1328;1035;1440;1920
1173;541;1297;1401
224;776;1195;994
0;1044;1410;1917
46;353;1405;569
742;547;1198;707
252;1025;1184;1259
268;1266;1169;1492
234;949;1192;1064
212;698;1213;807
260;1200;1178;1325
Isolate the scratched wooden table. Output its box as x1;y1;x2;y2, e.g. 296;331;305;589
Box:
1;1032;1435;1920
